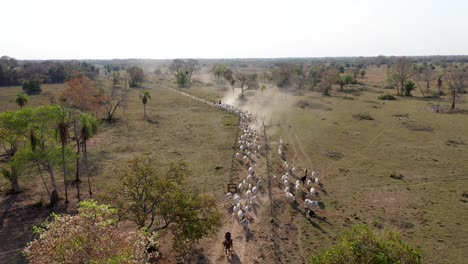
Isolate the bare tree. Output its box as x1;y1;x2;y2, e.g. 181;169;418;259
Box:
103;87;126;123
444;67;466;111
223;69;236;95
388;57;414;95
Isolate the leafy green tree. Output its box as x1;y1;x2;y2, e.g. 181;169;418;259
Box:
24;200;156;264
311;225;421;264
56;108;70;203
175;71;189;88
15;93;29;108
340;74;354;92
142;90;151;118
11;106;75;205
0;108;33;192
113;157;222;255
22;79;42;95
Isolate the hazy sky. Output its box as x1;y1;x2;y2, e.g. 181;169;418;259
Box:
1;0;467;59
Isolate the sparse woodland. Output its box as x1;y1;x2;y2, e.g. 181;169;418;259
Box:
0;55;467;263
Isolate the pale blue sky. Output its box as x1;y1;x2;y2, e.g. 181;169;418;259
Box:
1;0;467;59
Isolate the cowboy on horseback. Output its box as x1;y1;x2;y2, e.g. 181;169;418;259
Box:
223;231;233;255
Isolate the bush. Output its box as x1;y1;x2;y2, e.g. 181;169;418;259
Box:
24;200;157;263
378;94;397;100
353;112;374;120
310;224;421;264
22;79;42;95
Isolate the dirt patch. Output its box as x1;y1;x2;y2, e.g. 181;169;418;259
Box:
326;151;344;160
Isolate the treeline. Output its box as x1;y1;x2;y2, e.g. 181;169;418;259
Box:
0;55;99;87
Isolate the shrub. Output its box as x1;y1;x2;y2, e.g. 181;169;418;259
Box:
310;224;421;264
22;79;42;95
353;112;374;120
404;80;416;96
24;200;157;263
378;94;397;100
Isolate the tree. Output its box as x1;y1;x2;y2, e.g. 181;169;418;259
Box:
22;79;42;95
359;69;366;78
311;225;421;264
0;56;19;86
13;106;74;206
436;74;443;113
142;90;151;118
15;93;29;108
126;66;144;87
404;80;416;96
23;200;156;264
113;157;222;255
185;59;199;86
444;66;466;111
338;74;353;92
0;108;32;192
320;66;340;96
102;86;126;123
175;71;189;88
61;76;102;114
223;69;236;95
212;64;227;90
236;73;259;94
56;108;70;204
388;57;415;95
79;113;98;196
170;59;199;88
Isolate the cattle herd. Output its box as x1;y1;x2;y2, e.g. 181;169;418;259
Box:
165;89;325;227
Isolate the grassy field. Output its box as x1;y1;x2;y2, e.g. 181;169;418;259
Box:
165;67;468;263
1;67;467;263
0;80;239;263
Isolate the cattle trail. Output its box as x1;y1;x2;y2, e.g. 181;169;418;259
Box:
160;84;277;263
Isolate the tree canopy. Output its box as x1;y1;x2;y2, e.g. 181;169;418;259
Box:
24;200;156;264
310;225;421;264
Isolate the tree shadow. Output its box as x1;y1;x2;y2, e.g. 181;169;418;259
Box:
190;247;213;264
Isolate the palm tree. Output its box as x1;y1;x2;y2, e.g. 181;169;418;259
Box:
15;93;29;108
404;81;416;96
260;85;266;96
80;113;98;197
142;90;151;118
56;113;70;204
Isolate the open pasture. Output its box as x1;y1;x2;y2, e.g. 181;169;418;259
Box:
168;67;468;263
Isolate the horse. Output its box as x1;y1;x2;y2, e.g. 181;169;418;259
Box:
223;232;233;255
